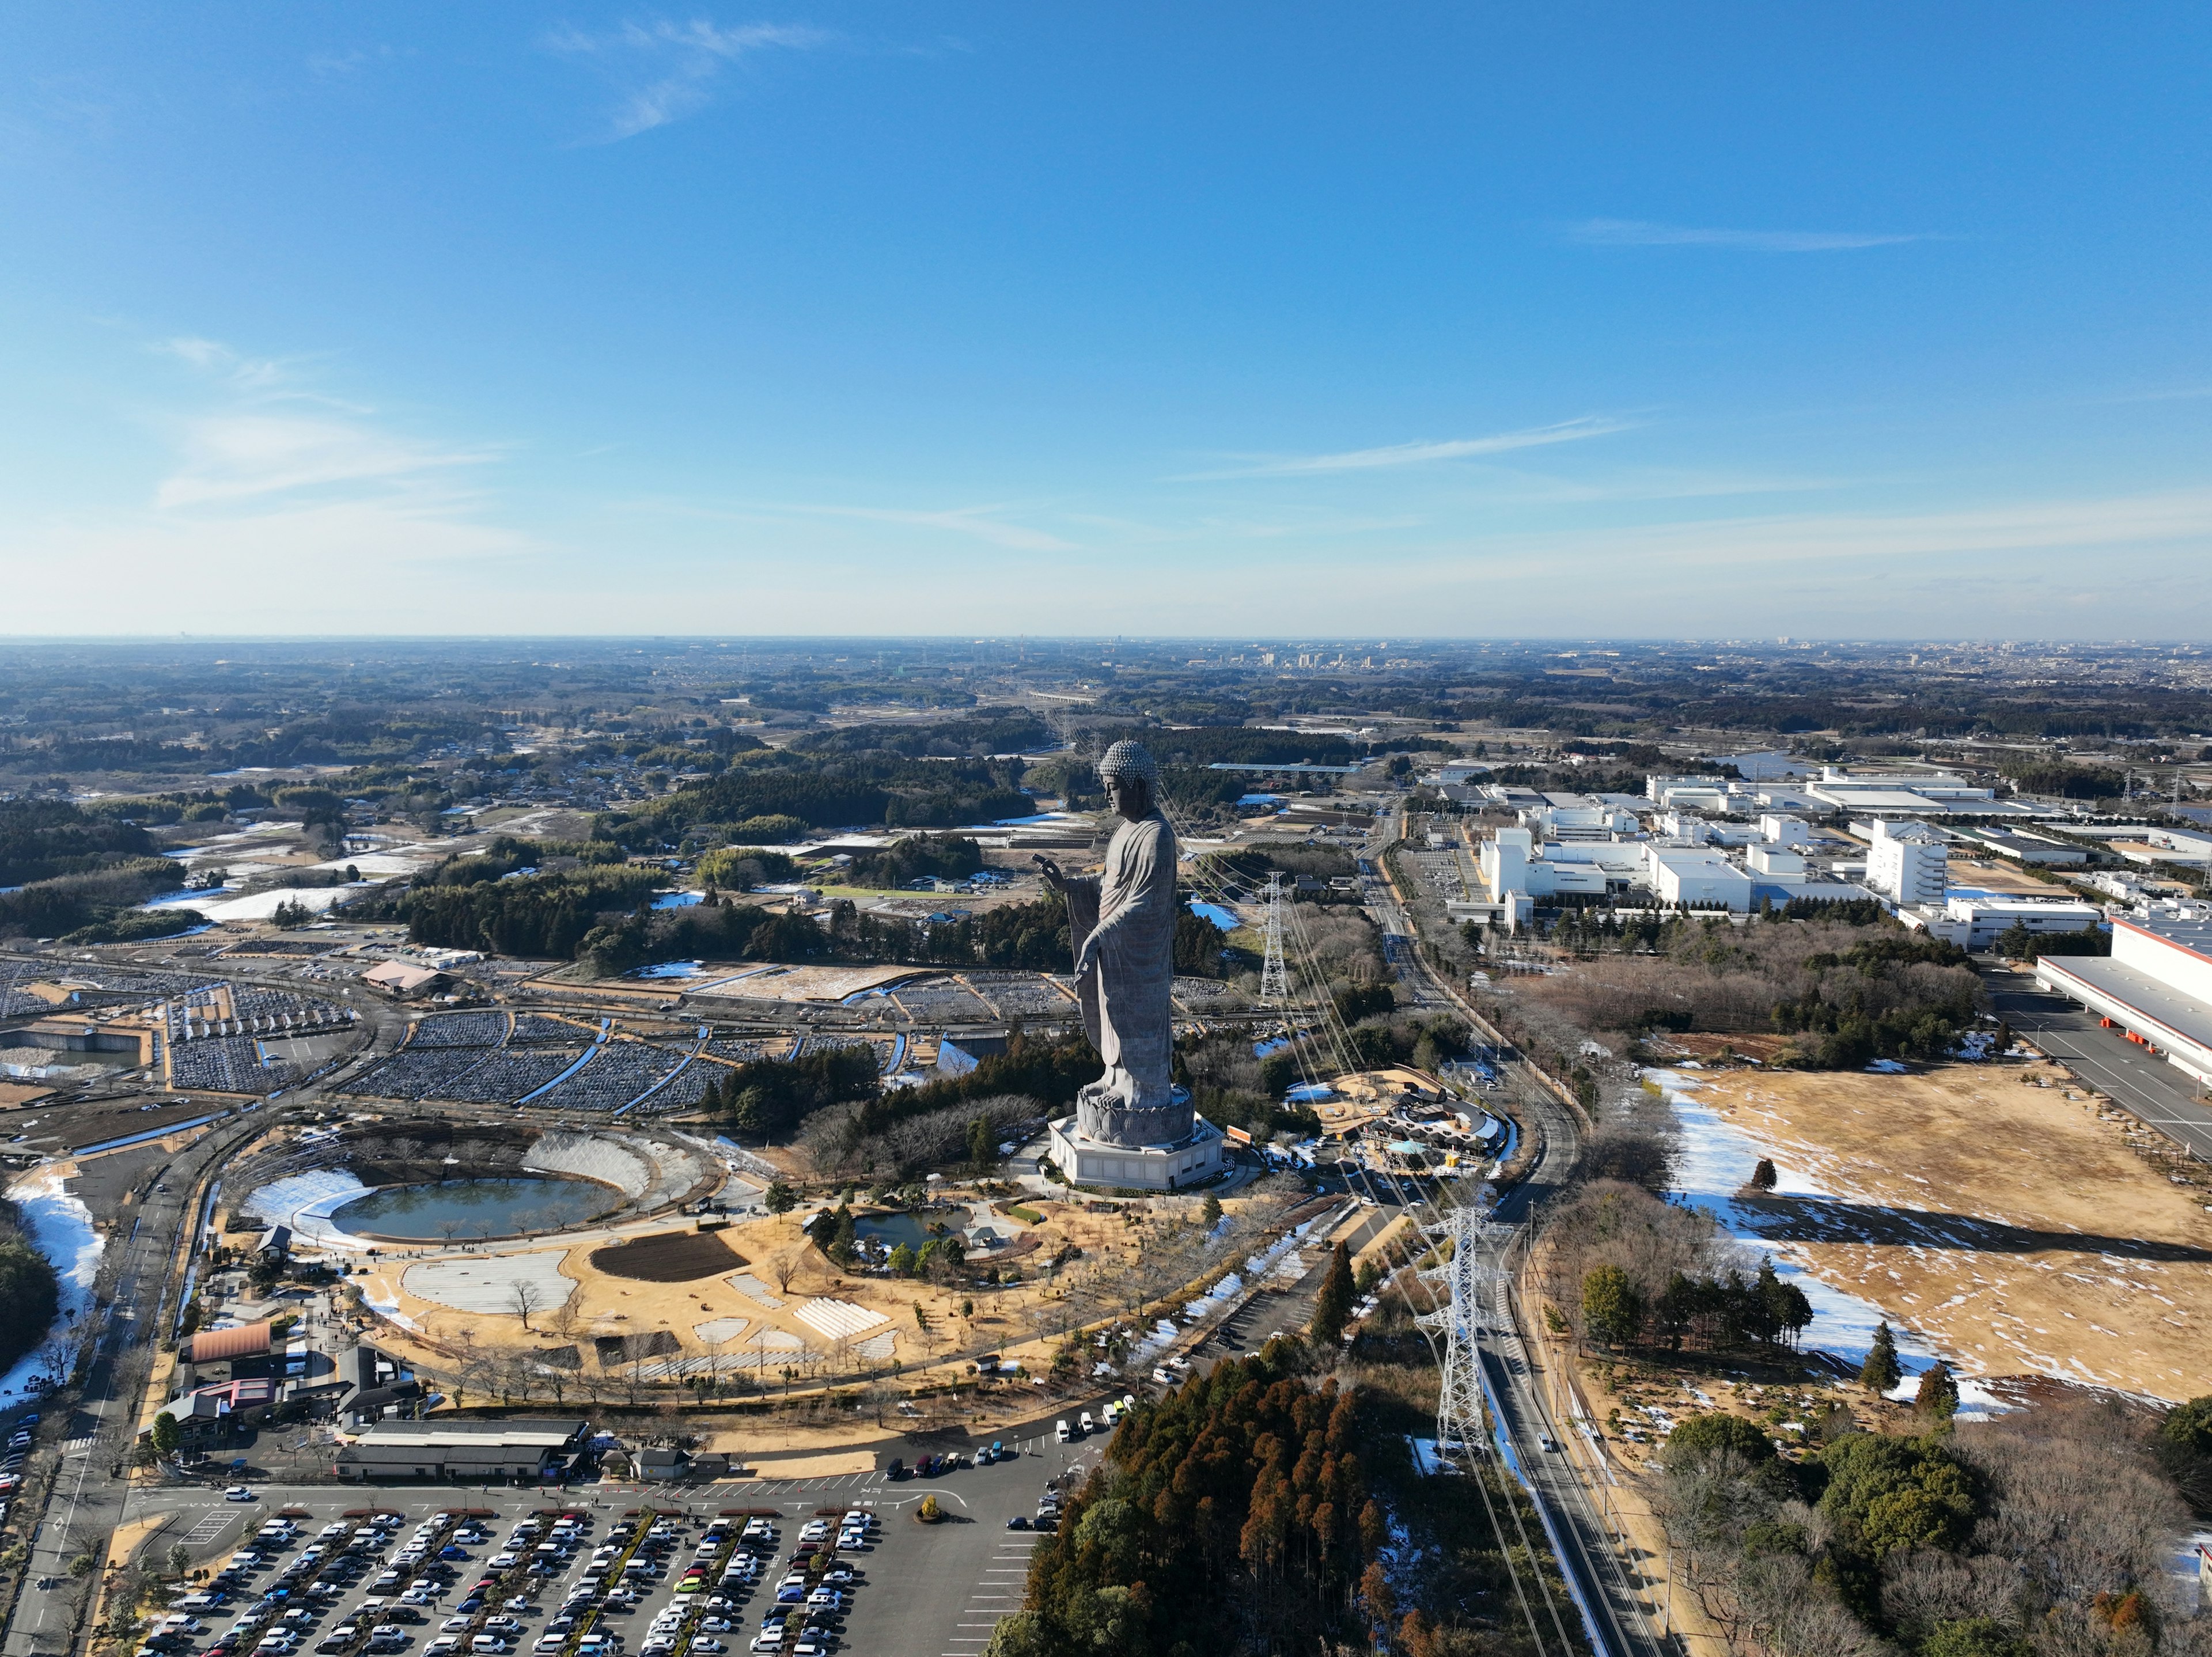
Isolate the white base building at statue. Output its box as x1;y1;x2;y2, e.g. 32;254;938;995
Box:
1047;1110;1226;1192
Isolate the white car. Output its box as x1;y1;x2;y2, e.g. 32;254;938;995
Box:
687;1642;727;1655
226;1487;258;1502
442;1621;474;1635
489;1554;521;1570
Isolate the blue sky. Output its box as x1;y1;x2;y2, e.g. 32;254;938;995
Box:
4;3;2210;636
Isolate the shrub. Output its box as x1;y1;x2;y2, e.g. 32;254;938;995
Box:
1663;1412;1774;1470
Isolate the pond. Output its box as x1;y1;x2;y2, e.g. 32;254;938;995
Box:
331;1176;609;1241
851;1208;965;1252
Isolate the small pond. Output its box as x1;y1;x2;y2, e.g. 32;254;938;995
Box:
851;1208;966;1251
331;1176;608;1241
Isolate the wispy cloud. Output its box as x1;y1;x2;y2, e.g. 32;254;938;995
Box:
546;18;834;141
1180;416;1633;480
762;500;1075;552
156;412;495;507
1566;218;1927;252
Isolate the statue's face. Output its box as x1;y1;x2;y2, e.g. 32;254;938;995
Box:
1106;772;1151;821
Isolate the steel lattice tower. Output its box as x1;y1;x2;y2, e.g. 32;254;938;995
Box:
1258;872;1290;1003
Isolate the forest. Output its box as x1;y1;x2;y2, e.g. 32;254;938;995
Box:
1517;909;1983;1068
603;750;1035;847
1658;1391;2212;1657
0;1205;62;1380
986;1357;1380;1656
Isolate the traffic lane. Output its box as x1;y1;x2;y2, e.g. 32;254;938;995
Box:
1476;1338;1663;1657
841;1443;1100;1657
1986;983;2212;1159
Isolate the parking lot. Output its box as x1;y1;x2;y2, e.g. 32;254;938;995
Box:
126;1419;1111;1657
132;1488;876;1657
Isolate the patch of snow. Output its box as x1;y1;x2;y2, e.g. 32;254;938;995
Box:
403;1253;575;1315
0;1169;102;1400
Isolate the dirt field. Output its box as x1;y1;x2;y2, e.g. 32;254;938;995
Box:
1689;1059;2212;1402
1945;856;2073;897
590;1228;747;1280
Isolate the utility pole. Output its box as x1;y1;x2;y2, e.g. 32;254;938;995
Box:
1258;874;1289;1006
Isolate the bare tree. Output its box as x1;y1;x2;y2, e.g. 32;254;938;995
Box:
768;1249;802;1297
509;1278;543;1330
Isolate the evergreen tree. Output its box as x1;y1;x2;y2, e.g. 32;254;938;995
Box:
1915;1359;1960;1421
1581;1263;1642;1348
1750;1157;1778;1191
1310;1241;1356;1344
1861;1320;1903;1393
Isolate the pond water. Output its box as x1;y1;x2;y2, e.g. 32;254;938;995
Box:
851;1209;965;1251
331;1176;608;1240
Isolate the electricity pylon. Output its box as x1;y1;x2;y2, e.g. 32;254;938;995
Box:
1259;873;1289;1004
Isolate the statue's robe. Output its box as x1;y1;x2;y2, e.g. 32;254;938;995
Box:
1060;809;1183;1141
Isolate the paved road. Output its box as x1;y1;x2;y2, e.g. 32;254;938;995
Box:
1366;811;1671;1657
1985;975;2212;1161
3;1112;271;1657
836;1444;1105;1657
0;985;397;1657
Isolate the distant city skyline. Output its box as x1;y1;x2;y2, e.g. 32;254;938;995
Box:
3;4;2209;636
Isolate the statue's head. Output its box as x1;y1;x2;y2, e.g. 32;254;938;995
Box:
1097;740;1159;822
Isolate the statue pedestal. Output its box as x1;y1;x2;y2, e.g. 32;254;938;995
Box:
1047;1100;1226;1193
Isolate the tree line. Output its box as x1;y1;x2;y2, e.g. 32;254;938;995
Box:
1581;1257;1813;1353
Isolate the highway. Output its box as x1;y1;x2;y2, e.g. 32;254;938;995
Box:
1364;812;1671;1657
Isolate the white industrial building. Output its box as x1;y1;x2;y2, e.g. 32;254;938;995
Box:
1866;821;1950;905
1806;766;2045;820
1903;894;2105;950
2035;910;2212;1090
1642;845;1758;912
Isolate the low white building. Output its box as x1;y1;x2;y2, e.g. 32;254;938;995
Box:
1760;814;1813;846
1941;894;2105;950
1479;828;1641;904
1866;821;1950;905
1642;845;1756;912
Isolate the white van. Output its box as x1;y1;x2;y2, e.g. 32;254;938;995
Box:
1078;1412;1094;1436
1054;1419;1070;1443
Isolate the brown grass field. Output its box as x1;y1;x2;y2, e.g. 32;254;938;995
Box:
1687;1059;2212;1402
